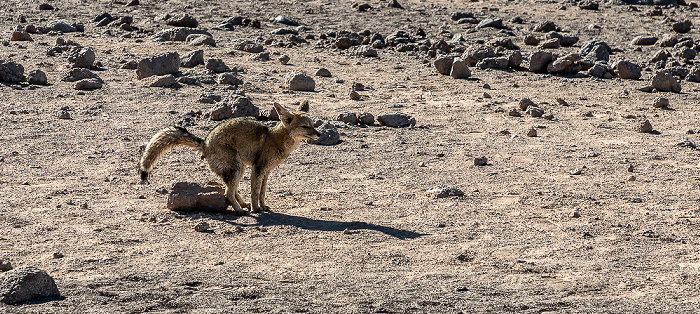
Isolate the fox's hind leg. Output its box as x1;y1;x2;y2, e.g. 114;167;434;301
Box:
207;150;247;215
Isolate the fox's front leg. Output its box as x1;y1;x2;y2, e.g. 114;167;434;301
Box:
250;168;270;213
258;175;270;212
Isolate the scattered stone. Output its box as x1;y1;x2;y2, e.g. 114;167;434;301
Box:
539;38;560;49
579;0;599;10
311;122;341;145
52;252;63;259
524;35;540;45
477;57;509;70
315;68;332;77
0;260;12;272
533;21;559;33
120;61;138;70
350;45;378;58
526;106;545;118
615;60;642;80
349;90;361;100
47;21;77;33
571;167;584;175
672;20;692;34
388;0;403;8
676;138;696;149
450;57;471;79
204;59;230;73
0;60;25;83
476;18;503;29
144;74;177;87
60;68;102;83
137;52;180;80
526;127;538;137
218;73;243;85
428;187;465;198
285;72;315;91
181;50;204;68
278;55;291;65
272;15;299;26
588;62;611;78
650;49;671;63
126;0;139;6
208;96;259;120
547;53;583;75
26;70;47;85
10;31;32;41
580;40;612;62
337;112;359;124
152;28;212;42
0;266;60;304
462;45;497;66
352;82;365;91
186;34;216;47
38;3;54;10
57;110;71;119
652;97;669;108
519;98;536;111
74;78;103;90
167;182;228;212
528;50;553;73
628;175;636;182
232;39;265;53
67;47;95;68
658;35;678;47
508;108;522;117
358;112;375;125
194;221;210;232
434;55;455;75
632;36;658;46
377;112;416;127
636;119;653;133
166;14;199;28
474;156;488;166
651;71;681;93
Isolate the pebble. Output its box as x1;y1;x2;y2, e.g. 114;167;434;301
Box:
315;68;332;77
519;98;536;110
428;187;465;198
194;221;210;232
651;71;681;93
474;156;488;166
349;90;361;100
0;260;12;272
278;54;290;65
377;112;416;127
636;119;653;133
652;97;669;108
526;127;537;137
628;175;636;182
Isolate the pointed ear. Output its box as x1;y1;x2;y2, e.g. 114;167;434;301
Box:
274;102;293;124
298;100;310;113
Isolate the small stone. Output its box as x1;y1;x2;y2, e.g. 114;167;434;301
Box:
352;82;365;91
543;114;554;120
26;70;47;85
572;211;581;218
482;92;491;99
627;165;634;172
186;34;216;47
450;57;471;79
526;127;537;137
137;52;180;79
526;106;544;118
166;14;199;28
358;112;375;125
628;175;636;182
652;97;669;108
0;260;12;272
205;58;230;73
651;71;681;93
508;108;522;117
52;252;63;259
57;110;71;119
672;20;692;34
636;119;653;133
555;98;569;106
310;122;341;146
194;221;210;232
519;98;536;111
74;78;102;90
167;182;228;212
38;3;54;10
578;0;599;10
144;74;177;87
349;90;361;100
529;51;553;73
615;60;642;80
571;167;584;175
285;72;315;91
278;54;290;65
180;50;204;68
632;36;658;46
377;112;416;127
0;266;60;304
0;59;26;83
524;35;540;45
217;73;243;85
434;56;455;75
474;156;488;166
539;38;560;49
10;31;32;42
428;187;465;198
337;112;359;124
315;68;332;77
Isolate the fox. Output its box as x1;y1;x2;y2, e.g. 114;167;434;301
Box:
139;101;321;215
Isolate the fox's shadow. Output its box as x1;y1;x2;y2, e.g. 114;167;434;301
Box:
183;211;425;240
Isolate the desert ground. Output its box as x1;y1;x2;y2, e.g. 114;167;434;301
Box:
2;0;700;312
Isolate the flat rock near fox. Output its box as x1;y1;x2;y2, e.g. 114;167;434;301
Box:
2;0;700;312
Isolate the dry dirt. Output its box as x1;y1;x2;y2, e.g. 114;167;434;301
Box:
2;0;700;313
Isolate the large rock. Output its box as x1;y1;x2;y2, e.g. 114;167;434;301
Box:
217;73;243;85
450;57;471;79
27;70;48;85
208;96;259;121
186;34;216;47
0;60;25;82
10;31;32;41
152;28;211;42
310;122;341;146
167;182;228;212
0;266;60;304
528;51;553;73
143;74;177;87
547;54;583;75
477;57;509;69
632;36;658;46
580;40;612;62
67;47;95;68
651;71;681;92
137;52;180;79
47;20;77;33
377;112;416;127
285;72;315;91
462;45;497;66
205;58;230;73
615;60;642;80
434;55;455;75
181;50;204;68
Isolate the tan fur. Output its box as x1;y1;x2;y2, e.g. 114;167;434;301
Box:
138;102;320;215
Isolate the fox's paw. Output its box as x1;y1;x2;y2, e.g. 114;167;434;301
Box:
239;202;251;209
232;208;249;216
252;205;270;213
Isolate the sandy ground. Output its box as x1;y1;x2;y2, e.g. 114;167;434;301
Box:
2;0;700;312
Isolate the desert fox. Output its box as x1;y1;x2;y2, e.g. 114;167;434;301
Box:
139;102;320;214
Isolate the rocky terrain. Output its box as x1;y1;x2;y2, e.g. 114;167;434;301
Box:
2;0;700;312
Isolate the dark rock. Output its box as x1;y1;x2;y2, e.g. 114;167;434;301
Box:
358;112;375;125
528;50;553;73
0;260;11;272
672;20;692;34
476;18;503;29
632;36;658;46
167;182;228;211
208;96;259;120
580;40;612;62
651;71;681;92
0;266;59;304
477;57;509;69
217;73;243;85
27;70;47;85
232;39;264;53
181;50;204;68
508;51;523;68
315;68;332;77
272;15;299;26
205;59;230;73
38;3;54;10
270;28;298;35
74;78;103;90
137;52;180;79
636;119;653;133
658;35;678;47
143;74;177;87
588;62;612;78
310;122;341;146
653;97;669;108
60;68;102;83
166;14;199;28
451;12;474;21
67;47;95;68
462;45;497;66
248;52;270;62
450;57;471;79
434;55;455;75
524;34;540;45
48;21;77;33
186;34;216;47
474;156;488;166
336;112;359;124
615;60;642;79
285;72;315;91
533;21;559;32
428;187;464;198
152;28;211;42
526;106;545;117
10;31;32;41
377;112;416;127
579;1;599;10
0;60;25;83
650;49;671;63
539;38;560;49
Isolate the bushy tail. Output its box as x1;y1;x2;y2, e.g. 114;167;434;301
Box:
139;126;204;182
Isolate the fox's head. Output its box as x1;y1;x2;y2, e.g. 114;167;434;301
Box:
274;101;321;141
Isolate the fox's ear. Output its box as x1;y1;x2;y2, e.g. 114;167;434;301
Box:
274;102;293;125
298;100;309;112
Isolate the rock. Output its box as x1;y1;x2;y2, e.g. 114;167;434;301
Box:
121;61;138;69
137;52;180;80
580;40;612;62
632;36;658;46
428;187;464;198
462;45;497;66
672;20;692;34
434;56;455;75
27;70;48;85
166;14;199;28
350;45;378;57
0;60;25;83
658;35;678;47
194;221;210;232
508;108;522;117
615;60;642;80
285;72;315;91
272;15;299;26
388;0;403;8
152;28;211;42
144;74;177;87
181;50;204;68
315;68;332;77
533;21;559;33
650;49;671;63
356;3;372;11
0;266;60;304
477;57;509;69
588;62;611;78
358;112;375;125
476;18;503;29
538;38;560;49
57;110;71;119
217;73;243;85
451;12;474;21
651;71;681;92
270;28;298;35
528;50;553;73
60;68;102;83
310;122;341;145
474;156;488;166
450;57;471;79
38;3;54;10
349;90;361;100
352;82;365;91
547;54;583;75
186;34;216;47
676;138;696;149
74;78;103;90
205;59;230;73
653;97;669;108
48;21;77;33
519;98;536;111
337;112;359;124
526;127;538;137
507;51;523;68
167;182;228;212
526;106;545;117
579;1;599;10
10;31;32;41
0;260;12;272
278;54;290;65
126;0;139;6
524;35;540;45
377;112;416;127
636;119;653;133
208;96;259;120
232;39;264;53
67;47;95;68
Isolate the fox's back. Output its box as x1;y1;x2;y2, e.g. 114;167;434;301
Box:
203;117;271;163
